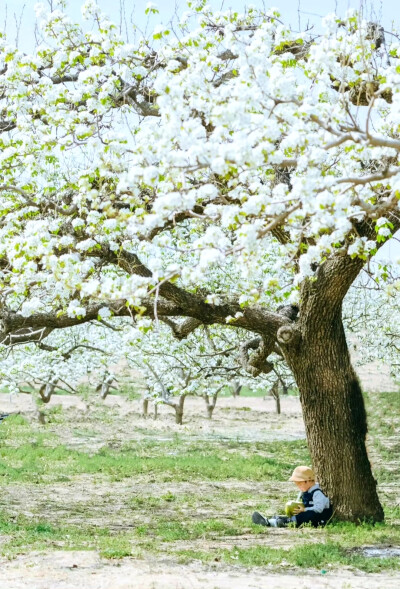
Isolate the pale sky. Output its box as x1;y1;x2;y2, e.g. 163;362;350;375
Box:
1;0;400;49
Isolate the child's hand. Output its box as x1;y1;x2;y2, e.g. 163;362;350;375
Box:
294;505;305;514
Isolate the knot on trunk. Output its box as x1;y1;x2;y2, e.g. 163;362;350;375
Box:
276;304;300;346
277;324;299;345
240;336;274;377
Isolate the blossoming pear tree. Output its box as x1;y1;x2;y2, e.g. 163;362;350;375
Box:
1;0;400;520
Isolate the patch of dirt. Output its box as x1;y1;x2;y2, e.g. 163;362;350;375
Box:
167;526;325;552
0;552;399;589
1;393;307;451
0;477;294;539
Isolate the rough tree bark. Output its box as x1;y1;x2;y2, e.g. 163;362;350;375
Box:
288;310;383;522
276;254;385;522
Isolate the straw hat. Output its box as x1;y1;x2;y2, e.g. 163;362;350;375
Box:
289;465;315;482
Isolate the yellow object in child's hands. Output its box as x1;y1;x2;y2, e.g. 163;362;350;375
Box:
285;500;304;517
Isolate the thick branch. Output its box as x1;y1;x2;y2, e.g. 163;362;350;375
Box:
103;247;286;336
161;317;203;339
301;207;400;324
0;299;179;342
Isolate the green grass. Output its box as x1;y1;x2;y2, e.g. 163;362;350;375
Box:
177;541;400;572
0;415;309;484
0;446;306;483
0;390;400;575
135;518;243;542
0;442;306;483
220;386;298;398
0;512;140;558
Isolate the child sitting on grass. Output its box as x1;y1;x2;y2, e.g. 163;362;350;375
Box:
252;465;332;528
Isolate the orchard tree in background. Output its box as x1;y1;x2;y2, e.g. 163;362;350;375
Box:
0;316;284;424
344;269;400;380
0;321;122;407
2;0;400;520
126;322;285;422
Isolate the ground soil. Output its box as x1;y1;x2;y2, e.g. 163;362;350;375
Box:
0;550;399;589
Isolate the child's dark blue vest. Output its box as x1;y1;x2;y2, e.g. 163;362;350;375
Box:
302;488;321;508
300;487;333;525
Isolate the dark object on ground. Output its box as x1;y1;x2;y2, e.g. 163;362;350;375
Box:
0;413;19;423
252;512;293;528
252;511;269;526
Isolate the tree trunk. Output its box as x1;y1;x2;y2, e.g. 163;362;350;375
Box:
203;394;217;419
274;393;281;415
286;310;383;522
268;380;281;414
173;395;186;425
100;384;110;399
37;410;46;424
142;398;149;417
231;381;242;397
39;383;55;403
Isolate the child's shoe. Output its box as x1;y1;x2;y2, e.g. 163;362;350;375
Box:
275;516;292;527
252;511;270;526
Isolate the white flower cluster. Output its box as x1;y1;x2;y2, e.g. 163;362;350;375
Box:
0;2;399;389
